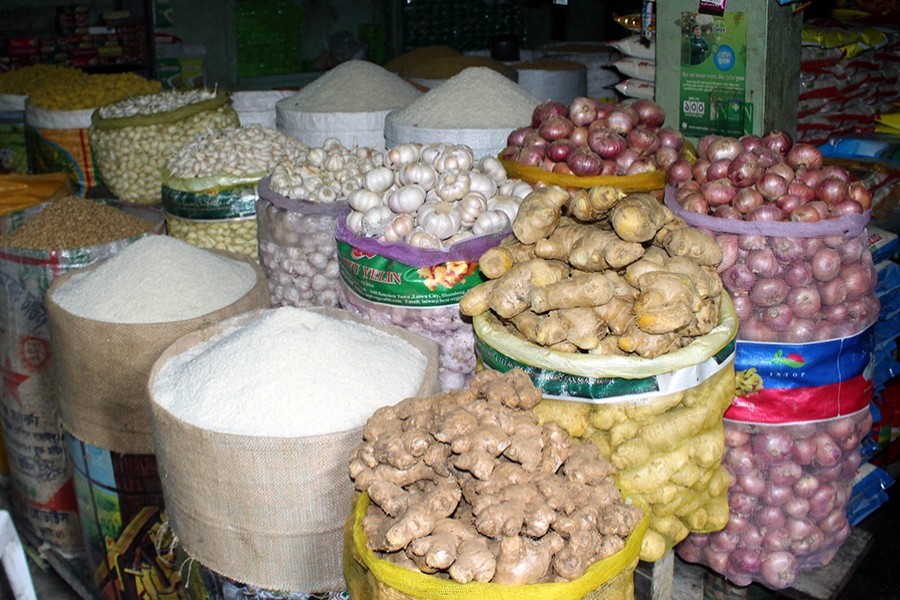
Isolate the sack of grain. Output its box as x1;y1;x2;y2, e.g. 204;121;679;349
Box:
148;307;440;593
541;42;622;102
514;59;588;107
0;197;163;556
277;60;421;151
384;67;539;161
90;90;240;205
231;90;293;129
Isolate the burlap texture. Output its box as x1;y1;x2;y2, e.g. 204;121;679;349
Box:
46;252;271;455
148;307;441;592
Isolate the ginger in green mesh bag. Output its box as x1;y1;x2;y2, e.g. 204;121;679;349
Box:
345;369;648;600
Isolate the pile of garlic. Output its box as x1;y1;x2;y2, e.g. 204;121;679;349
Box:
268;138;381;203
345;142;533;249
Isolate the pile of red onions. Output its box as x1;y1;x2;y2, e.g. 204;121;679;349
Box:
717;229;879;342
501;98;685;177
677;408;871;589
667;132;872;222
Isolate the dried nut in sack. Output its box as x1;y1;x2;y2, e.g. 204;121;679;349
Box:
166;214;258;260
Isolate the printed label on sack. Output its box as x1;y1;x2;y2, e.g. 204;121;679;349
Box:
161;184;257;220
727;325;875;423
25;125;98;195
475;337;736;403
337;241;486;306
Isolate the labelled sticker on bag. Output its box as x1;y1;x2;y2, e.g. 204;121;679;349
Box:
337;241;486;306
728;325;875;423
475;336;736;403
161;184;257;220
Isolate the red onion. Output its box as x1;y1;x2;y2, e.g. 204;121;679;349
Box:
792;438;817;466
570;125;588;147
794;473;820;498
522;131;549;151
631;99;666;127
770;460;803;486
653;146;679;169
830;199;864;217
762;530;792;552
507;126;532;147
729;151;764;188
680;192;708;214
789;519;826;555
816;461;845;483
786;286;821;319
499;145;519;161
816;176;848;207
840;262;874;301
517;145;545;166
725;426;751;448
566;146;602;176
756;172;789;201
760;551;798;589
717;234;739;272
696;135;716;157
848;181;872;210
763;303;793;330
714;205;743;220
767;162;795;183
788;180;815;203
822;302;849;323
600;160;617;176
707;158;731;181
704;546;730;573
692;158;711;184
808;200;830;219
732;294;752;320
588;128;627;158
747;249;779;277
531;100;568;128
658;128;684;151
606;108;636;134
627;127;662;156
757;504;786;529
754;148;781;169
784;496;810;519
847;298;875;324
808;485;837;520
811;248;841;282
819;277;848;306
614;148;638;173
707;136;743;162
729;549;762;576
741;527;765;551
739;234;767;251
541;157;556;171
796;166;823;188
837;237;865;263
790;204;821;223
729;492;758;516
547;139;572;162
667;159;693;186
814;433;842;467
747;204;784;222
726;444;756;475
776;194;803;214
726;513;752;535
751;277;790;308
786;317;817;343
740;134;764;151
567;96;598;127
678;542;703;563
723;264;756;293
762;130;793;155
786;143;824;169
762;483;792;507
820;508;847;535
552;162;573;174
731;188;764;214
821;165;850;183
702;179;738;207
710;530;741;553
739;317;776;342
738;470;767;496
625;158;656;176
784;262;813;288
538;115;575;142
803;236;824;259
752;430;794;462
770;236;804;262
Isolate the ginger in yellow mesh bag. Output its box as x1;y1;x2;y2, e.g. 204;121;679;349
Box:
345;493;648;600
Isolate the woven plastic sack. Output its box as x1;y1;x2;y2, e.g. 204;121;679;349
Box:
385;113;512;162
162;170;261;259
335;209;507;391
473;298;739;562
25;103;98;194
345;492;647;600
232;90;293;129
256;175;346;307
90;91;239;204
677;407;872;589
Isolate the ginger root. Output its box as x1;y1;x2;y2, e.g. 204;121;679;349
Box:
512;185;570;244
610;193;673;243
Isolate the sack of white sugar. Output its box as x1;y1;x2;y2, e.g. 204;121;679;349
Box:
147;307;440;593
46;235;271;455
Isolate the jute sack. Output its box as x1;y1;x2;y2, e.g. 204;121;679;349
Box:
148;307;441;592
45;252;270;455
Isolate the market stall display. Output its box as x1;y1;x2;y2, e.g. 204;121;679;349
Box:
277;60;421;151
163;125;308;259
335;143;531;390
384;67;539;160
347;368;648;598
90;89;240;204
46;235;269;598
257;139;379;307
0;197;162;556
148;307;440;594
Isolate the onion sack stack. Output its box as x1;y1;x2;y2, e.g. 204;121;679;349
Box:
460;184;739;561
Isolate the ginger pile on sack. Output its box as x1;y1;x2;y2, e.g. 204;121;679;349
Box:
349;369;644;584
460;186;724;358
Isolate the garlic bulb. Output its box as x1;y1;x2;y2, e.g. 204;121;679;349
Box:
362;205;394;236
364;167;395;194
457;191;487;228
434;145;474;173
406;228;443;250
487;194;522;224
384;143;420;169
478;156;507;183
380;213;415;243
468;171;497;199
435;169;471;202
398;162;438;189
346;210;366;234
387;185;427;214
417;201;462;240
420;143;448;167
349;189;382;212
472;210;510;236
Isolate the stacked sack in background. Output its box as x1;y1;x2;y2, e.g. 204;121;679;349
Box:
610;36;656;102
797;22;899;146
666;132;880;588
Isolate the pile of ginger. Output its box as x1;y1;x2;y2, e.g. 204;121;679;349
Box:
460;185;724;358
349;369;643;585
